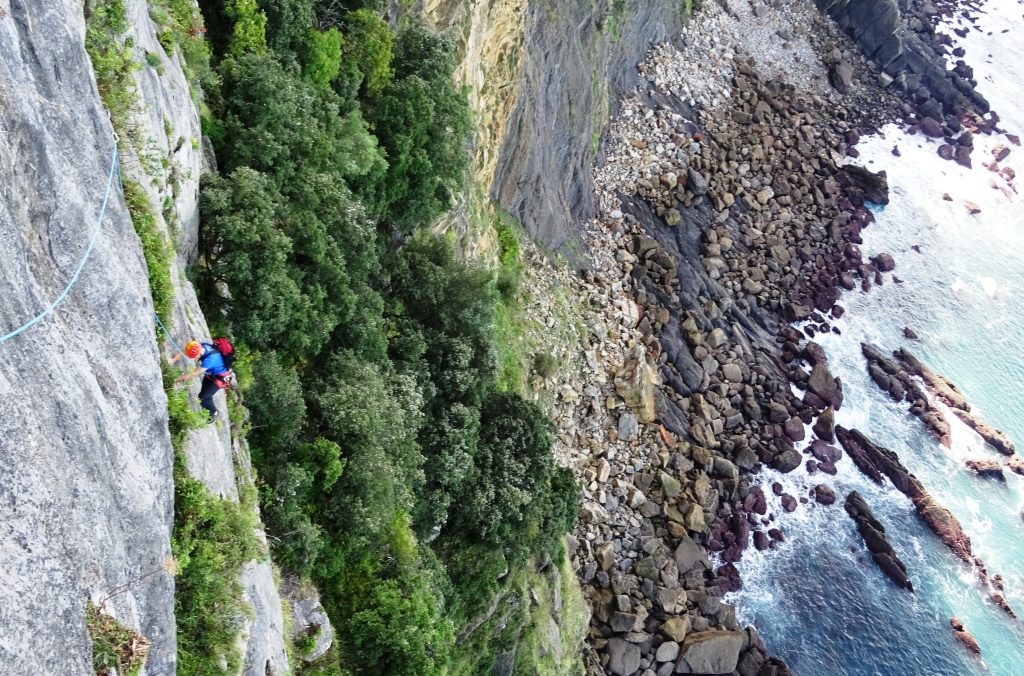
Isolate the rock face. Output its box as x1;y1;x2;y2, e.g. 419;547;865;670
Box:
813;0;904;74
118;0;291;670
489;0;687;258
0;2;176;672
280;573;335;663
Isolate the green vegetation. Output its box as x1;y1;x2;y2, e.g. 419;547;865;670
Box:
91;0;582;671
122;179;174;330
190;4;580;674
165;366;263;673
84;0;138;137
86;602;150;676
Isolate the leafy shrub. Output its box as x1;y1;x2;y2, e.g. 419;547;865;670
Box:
86;602;150;676
532;352;558;379
122;179;174;333
173;472;261;673
84;0;139;135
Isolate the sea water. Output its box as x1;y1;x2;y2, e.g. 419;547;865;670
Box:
728;1;1024;673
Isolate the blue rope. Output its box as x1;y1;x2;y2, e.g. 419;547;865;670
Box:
154;311;192;366
0;142;121;344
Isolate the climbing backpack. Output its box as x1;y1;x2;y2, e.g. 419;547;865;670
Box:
205;337;236;389
211;337;236;369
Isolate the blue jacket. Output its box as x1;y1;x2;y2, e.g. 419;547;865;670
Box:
199;343;229;376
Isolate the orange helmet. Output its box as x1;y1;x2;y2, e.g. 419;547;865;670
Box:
185;340;203;359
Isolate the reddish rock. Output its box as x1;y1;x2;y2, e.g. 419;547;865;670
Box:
965;458;1005;480
991;593;1017;618
951;617;981;656
813;484;836;506
780;494;797;512
715;563;742;593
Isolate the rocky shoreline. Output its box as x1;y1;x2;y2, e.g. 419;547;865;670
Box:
557;0;1010;673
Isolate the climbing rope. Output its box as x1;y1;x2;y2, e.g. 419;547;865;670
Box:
154;311;192;366
0;139;121;344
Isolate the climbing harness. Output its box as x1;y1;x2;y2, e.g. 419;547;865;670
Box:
0;137;121;344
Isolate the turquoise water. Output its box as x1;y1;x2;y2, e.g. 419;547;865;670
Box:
728;1;1024;672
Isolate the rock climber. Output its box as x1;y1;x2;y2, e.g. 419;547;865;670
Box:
169;338;235;422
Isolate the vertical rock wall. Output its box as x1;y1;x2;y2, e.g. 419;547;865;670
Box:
0;1;176;672
489;0;688;260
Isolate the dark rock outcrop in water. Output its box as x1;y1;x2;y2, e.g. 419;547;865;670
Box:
835;427;972;562
845;491;913;591
861;343;951;445
864;344;1018;456
813;0;992;127
950;616;982;656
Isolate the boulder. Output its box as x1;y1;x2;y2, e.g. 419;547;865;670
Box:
813;484;836;506
678;630;747;674
596;542;616;572
807;363;844;410
835;164;889;204
660;616;690;642
656;640;680;663
920;117;944;137
618;412;639;441
580;502;609;524
813;406;835;442
606;637;642;676
771;450;802;473
965;458;1005;480
674;535;711;573
616;346;656;422
951;617;981;655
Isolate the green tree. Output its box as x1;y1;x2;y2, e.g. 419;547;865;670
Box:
303;27;344;87
342;576;453;676
355;21;471;230
342;9;394;95
257;0;316;55
217;52;382;184
224;0;267;55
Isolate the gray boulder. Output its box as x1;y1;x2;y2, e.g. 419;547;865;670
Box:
678;629;748;674
606;637;642;675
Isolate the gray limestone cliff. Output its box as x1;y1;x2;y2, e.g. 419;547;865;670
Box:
0;1;176;672
0;0;289;673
